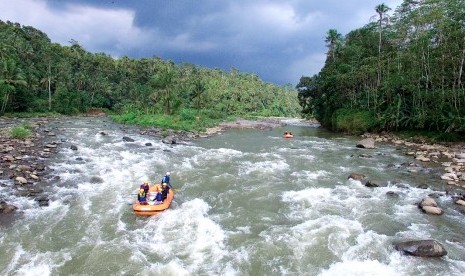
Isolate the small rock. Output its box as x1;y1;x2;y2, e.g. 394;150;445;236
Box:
15;176;28;184
455;199;465;206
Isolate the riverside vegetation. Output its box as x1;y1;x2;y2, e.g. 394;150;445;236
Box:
297;0;465;141
0;20;299;131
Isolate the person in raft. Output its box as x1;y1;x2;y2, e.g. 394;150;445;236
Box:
153;189;163;204
161;172;171;188
161;182;170;200
140;181;150;194
137;188;148;205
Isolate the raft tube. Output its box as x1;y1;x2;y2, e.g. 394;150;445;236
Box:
132;184;174;216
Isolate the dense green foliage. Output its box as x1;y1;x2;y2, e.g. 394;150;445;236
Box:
0;20;300;129
9;123;31;139
297;0;465;136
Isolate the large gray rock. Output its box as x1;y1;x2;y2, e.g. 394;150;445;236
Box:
356;138;375;149
394;240;447;257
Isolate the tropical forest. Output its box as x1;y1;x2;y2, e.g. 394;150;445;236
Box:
0;20;299;131
297;0;465;140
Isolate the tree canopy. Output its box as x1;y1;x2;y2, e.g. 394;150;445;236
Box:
0;20;300;125
297;0;465;136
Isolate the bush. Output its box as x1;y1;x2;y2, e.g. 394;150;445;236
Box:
331;108;377;134
10;124;32;139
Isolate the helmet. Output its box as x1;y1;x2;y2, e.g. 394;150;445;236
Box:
162;182;167;186
166;172;170;176
144;181;148;184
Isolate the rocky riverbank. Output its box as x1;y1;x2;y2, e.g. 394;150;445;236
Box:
0;117;63;222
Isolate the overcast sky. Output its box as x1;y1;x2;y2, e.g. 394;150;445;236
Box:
0;0;402;86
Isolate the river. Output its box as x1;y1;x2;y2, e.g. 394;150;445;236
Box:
0;117;464;275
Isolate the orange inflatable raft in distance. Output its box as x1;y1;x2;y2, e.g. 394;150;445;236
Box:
283;132;294;138
132;183;174;216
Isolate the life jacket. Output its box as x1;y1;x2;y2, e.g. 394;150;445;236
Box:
138;188;146;198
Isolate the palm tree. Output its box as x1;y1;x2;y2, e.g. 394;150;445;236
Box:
375;3;391;86
0;59;27;113
325;29;343;61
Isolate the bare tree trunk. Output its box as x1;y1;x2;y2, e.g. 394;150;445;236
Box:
47;62;52;110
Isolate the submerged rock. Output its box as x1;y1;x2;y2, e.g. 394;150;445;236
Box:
122;136;135;142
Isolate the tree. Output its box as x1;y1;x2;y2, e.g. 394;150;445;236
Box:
374;3;391;86
0;59;27;113
325;29;343;62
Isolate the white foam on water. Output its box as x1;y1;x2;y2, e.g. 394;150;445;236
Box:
126;198;229;274
291;170;328;181
319;259;397;276
2;245;71;276
239;159;289;175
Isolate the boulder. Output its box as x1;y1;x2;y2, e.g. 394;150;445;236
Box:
365;180;382;187
419;197;437;208
348;173;366;181
122;136;135;142
394;240;447;257
70;145;78;151
356;138;375;149
421;205;443;215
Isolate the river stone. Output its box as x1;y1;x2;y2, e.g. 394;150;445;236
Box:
70;145;78;151
456;153;465;159
0;201;17;214
456;199;465;206
422;205;443;215
123;136;134;142
365;180;382;187
15;177;28;184
356;138;375;149
394;240;447;257
17;165;32;171
145;143;152;146
419;197;437;207
386;191;400;198
348;173;366;181
89;176;104;184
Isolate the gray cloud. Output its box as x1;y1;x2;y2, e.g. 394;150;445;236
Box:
0;0;402;85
